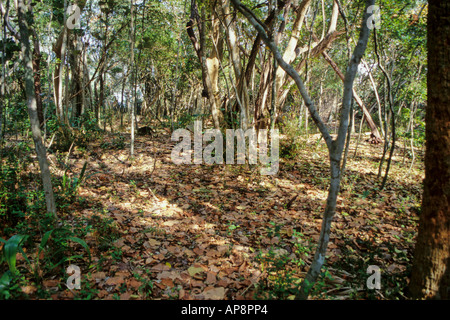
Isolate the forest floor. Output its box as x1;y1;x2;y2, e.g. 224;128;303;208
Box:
1;125;424;300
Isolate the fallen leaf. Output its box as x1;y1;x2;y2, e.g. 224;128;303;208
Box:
43;279;59;288
105;276;125;286
21;285;37;295
203;287;225;300
188;266;204;277
152;263;171;271
205;271;217;284
157;270;182;281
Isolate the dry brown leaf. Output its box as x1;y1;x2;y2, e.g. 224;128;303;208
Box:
105;276;125;286
127;278;142;289
161;278;174;287
42;279;59;288
205;271;217;284
202;287;225;300
21;285;37;295
152;263;171;271
157;270;182;281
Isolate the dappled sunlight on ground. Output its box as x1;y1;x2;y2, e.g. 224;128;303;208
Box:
1;127;423;300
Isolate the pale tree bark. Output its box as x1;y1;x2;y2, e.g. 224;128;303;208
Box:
254;56;273;130
321;50;383;144
208;5;225;128
374;29;396;189
130;0;135;156
52;0;69;124
230;0;374;300
1;4;5;139
186;0;220;129
68;30;84;123
274;0;311;101
31;29;44;127
221;0;249;129
17;0;56;218
362;59;385;138
200;6;221;129
207;3;222;99
1;1;44;127
277;28;343;110
236;4;282;130
409;0;450;300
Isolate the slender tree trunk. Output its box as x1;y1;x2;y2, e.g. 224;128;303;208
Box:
362;59;385;138
341;99;353;174
17;0;56;218
322;51;383;144
129;0;135;156
409;0;450;300
186;0;220;129
221;0;249;129
274;0;312;100
373;29;396;189
230;0;374;300
31;30;44;127
1;7;5;140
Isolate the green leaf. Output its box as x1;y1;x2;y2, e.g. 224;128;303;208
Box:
17;246;31;267
75;161;88;190
39;230;53;255
31;230;54;272
68;237;91;264
0;271;12;293
3;235;27;274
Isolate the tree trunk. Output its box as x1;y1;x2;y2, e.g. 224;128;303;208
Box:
322;51;383;144
221;0;249;129
186;0;220;129
1;7;5;139
274;0;312;100
230;0;374;300
31;30;44;127
130;0;136;156
409;0;450;300
17;0;56;218
52;0;68;124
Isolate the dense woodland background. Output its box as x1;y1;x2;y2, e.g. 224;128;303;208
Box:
0;0;448;300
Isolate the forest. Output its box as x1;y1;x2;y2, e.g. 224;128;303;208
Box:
0;0;448;301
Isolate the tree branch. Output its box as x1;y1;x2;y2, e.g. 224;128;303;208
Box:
230;0;332;151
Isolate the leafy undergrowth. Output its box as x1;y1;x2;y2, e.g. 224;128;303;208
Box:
0;127;424;300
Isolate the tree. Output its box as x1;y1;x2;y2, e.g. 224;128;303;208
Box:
1;0;45;127
130;0;136;156
409;0;449;300
17;0;56;218
230;0;374;299
186;0;221;129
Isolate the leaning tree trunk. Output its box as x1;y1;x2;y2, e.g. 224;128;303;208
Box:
409;0;450;300
17;0;56;218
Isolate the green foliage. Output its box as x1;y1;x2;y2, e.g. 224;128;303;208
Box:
0;156;28;228
255;229;312;299
279;116;304;160
333;238;412;300
100;134;126;150
174;113;205;130
87;214;120;252
0;234;28;275
0;271;27;299
59;161;88;200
